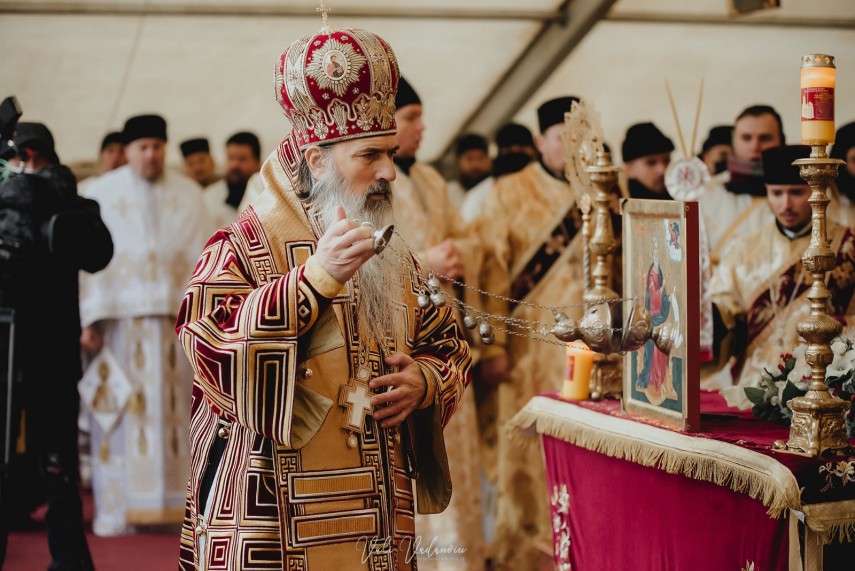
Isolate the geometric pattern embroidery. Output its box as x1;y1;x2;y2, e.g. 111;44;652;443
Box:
176;196;471;570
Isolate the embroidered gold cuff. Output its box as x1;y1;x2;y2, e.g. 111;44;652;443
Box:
416;364;437;410
304;255;345;299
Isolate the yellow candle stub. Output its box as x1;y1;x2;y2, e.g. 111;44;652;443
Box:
800;54;836;146
560;341;596;401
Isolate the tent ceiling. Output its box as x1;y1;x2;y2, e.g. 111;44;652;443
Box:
1;0;854;172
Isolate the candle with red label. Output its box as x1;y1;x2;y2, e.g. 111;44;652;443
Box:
560;341;596;400
800;54;836;146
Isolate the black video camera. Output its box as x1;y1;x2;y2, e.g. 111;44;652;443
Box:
0;97;23;163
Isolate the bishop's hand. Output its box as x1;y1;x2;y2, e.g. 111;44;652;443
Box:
369;352;427;429
315;206;376;283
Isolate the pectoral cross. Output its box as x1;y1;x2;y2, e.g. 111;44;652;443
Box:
317;0;332;29
340;379;372;433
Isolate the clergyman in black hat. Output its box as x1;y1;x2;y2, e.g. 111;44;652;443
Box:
493;122;536;178
447;133;491;208
76;113;212;536
699;125;732;176
621;121;675;199
180;137;218;188
477;94;586;570
391;75;466;281
710;143;855;399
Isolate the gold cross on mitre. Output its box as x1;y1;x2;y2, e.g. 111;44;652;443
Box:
317;0;333;30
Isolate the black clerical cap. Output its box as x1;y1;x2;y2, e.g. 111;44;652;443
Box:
180;137;210;157
831;122;855;162
495;123;534;150
455;134;488;156
701;125;733;154
762;145;811;185
395;76;421;110
100;131;125;151
537;96;580;134
123;114;167;144
15;122;59;163
621;122;674;163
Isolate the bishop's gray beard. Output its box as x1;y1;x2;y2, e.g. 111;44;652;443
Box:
311;161;405;350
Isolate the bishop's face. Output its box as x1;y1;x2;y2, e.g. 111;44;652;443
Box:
126;137;166;182
323;135;398;203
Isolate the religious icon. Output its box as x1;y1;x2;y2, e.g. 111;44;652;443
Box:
635;236;680;405
324;50;347;80
621;199;700;431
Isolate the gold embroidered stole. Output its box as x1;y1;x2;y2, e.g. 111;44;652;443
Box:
507;170;580;307
744;227;855;354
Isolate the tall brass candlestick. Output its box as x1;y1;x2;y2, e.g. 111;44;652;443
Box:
584;151;622;399
779;144;850;456
778;53;849;456
584;151;620;305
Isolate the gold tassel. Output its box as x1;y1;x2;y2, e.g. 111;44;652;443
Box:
100;438;110;462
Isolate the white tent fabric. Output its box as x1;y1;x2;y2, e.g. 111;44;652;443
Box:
1;0;854;170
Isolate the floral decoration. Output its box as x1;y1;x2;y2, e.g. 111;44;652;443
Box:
744;338;855;437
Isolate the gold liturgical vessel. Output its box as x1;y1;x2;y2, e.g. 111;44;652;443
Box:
777;54;850;456
582;151;622;399
555;105;677;399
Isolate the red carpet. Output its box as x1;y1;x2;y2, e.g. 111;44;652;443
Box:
4;490;181;570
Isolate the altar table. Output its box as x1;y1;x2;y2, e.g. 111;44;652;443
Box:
509;392;855;571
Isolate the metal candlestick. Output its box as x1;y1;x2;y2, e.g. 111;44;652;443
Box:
776;145;850;456
583;151;621;399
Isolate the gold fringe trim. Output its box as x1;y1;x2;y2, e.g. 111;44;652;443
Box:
508;397;802;519
801;500;855;544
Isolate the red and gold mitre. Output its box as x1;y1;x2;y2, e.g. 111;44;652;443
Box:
275;25;400;149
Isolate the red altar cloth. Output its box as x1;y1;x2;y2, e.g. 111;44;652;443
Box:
544;435;789;570
519;391;855;570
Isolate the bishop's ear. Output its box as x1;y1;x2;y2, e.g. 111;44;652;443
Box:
304;145;328;182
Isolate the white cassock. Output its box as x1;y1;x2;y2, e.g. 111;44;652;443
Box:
202;179;239;231
459;176;494;223
696;173;772;268
79;164;213;535
236;171;265;214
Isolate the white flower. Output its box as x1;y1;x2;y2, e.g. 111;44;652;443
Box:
770;396;780;406
831;339;847;356
787;361;811;387
828;354;854;378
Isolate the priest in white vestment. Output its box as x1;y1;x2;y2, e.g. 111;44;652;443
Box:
79;114;213;536
201;131;262;230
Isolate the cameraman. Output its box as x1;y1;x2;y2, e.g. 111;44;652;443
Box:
0;122;113;570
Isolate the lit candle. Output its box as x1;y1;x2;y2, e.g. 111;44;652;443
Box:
800;54;836;146
560;341;597;400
